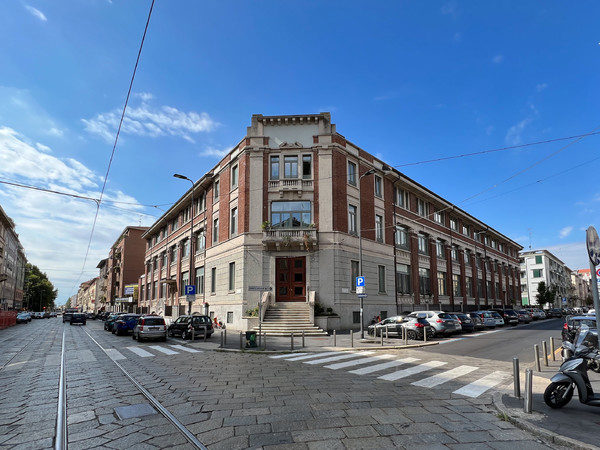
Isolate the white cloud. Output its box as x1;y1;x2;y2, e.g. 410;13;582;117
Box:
25;5;47;22
536;83;548;92
492;54;503;64
46;127;64;137
82;95;218;144
559;226;573;238
545;241;589;270
201;146;231;158
505;117;532;146
0;128;153;302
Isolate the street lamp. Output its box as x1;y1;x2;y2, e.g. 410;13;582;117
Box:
358;168;376;339
173;173;195;315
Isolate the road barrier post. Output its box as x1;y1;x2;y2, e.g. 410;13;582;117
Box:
302;330;305;348
542;340;548;366
380;330;384;346
534;344;541;372
291;332;294;351
220;331;223;348
513;357;520;398
350;330;354;348
334;330;337;347
239;331;243;349
550;337;556;361
524;369;533;413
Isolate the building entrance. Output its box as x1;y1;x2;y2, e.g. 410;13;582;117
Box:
275;257;306;302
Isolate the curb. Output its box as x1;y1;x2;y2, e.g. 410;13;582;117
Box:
491;391;599;450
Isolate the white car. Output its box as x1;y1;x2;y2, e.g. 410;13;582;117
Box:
489;311;505;326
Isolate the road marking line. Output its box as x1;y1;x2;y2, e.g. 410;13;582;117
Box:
105;348;126;361
324;353;396;370
303;351;375;365
169;345;201;353
269;353;308;359
349;357;420;375
126;346;154;357
453;371;510;397
282;351;339;361
149;345;179;355
411;365;478;388
378;360;447;381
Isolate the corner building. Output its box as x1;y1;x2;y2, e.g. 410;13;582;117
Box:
140;113;522;330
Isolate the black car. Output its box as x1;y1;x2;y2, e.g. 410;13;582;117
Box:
562;315;597;343
167;315;213;340
70;313;87;325
492;309;519;326
452;313;475;333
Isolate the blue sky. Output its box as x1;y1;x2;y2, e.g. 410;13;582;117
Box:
1;1;599;305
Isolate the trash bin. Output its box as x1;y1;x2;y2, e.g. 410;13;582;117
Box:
245;331;257;348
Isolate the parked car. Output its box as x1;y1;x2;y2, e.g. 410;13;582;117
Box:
63;308;79;323
132;315;167;342
32;311;45;319
367;315;406;337
489;311;505;327
113;314;141;336
562;315;597;343
167;315;214;340
470;311;496;329
496;309;519;326
517;310;532;323
86;312;96;320
49;311;57;318
547;308;563;318
104;313;125;331
16;312;31;324
70;313;87;326
533;308;546;320
406;311;461;337
468;313;485;331
452;313;475;333
400;315;435;340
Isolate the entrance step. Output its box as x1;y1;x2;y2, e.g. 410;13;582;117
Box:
252;302;328;336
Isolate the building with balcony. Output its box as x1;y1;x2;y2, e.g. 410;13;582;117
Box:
520;249;572;307
0;204;26;310
106;226;148;312
140;113;522;331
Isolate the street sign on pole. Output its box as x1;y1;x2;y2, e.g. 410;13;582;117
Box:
186;294;195;303
356;277;365;288
248;286;272;291
587;226;600;266
358;293;368;298
184;285;196;295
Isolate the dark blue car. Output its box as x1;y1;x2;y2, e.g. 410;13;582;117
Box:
113;314;141;336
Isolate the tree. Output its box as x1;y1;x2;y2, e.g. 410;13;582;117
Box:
535;281;558;308
24;263;57;311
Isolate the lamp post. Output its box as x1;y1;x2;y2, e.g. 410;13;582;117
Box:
173;174;195;315
358;168;376;339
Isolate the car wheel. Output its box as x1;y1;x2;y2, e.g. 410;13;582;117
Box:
132;333;137;340
162;336;167;342
70;322;73;326
112;328;116;334
407;330;417;340
167;329;174;337
182;330;189;340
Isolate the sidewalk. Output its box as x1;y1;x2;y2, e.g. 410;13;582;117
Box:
200;330;600;449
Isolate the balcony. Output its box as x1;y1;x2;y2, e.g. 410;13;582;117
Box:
268;179;313;197
262;228;318;251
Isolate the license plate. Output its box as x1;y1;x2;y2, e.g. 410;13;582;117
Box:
149;327;159;330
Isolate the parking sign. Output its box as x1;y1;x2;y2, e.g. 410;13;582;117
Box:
184;285;196;295
356;277;365;288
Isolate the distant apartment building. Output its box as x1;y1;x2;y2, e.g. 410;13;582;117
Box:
139;113;523;330
77;277;99;312
0;204;26;310
106;226;148;312
96;258;109;311
571;269;591;306
520;249;572;306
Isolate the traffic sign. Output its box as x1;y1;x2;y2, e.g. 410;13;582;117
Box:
249;286;272;291
186;294;196;303
587;226;600;266
597;268;600;277
358;293;368;298
356;276;365;287
184;285;196;295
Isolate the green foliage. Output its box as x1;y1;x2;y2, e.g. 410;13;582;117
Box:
535;281;558;307
245;307;259;317
24;263;57;310
314;302;335;316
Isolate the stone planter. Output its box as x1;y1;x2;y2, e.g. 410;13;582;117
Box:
314;315;341;333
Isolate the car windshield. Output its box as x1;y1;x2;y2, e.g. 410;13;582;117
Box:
193;316;211;324
143;317;164;326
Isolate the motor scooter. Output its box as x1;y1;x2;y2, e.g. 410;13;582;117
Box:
545;326;600;409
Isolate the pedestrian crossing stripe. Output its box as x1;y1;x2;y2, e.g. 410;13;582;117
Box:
324;353;397;370
105;348;126;361
302;351;375;365
269;352;309;359
348;357;420;375
411;365;478;388
168;345;201;353
149;345;179;355
282;351;340;362
378;360;447;381
126;346;154;357
452;370;509;398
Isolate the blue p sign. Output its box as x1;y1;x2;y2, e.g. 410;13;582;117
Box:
184;285;196;295
356;277;365;288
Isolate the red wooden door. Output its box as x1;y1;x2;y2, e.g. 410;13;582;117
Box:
275;257;306;302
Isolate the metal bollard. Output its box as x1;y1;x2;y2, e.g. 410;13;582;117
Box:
291;332;294;351
224;329;227;345
240;331;243;349
381;329;384;346
192;327;195;341
513;357;520;398
385;327;388;339
203;327;207;342
220;331;224;348
350;330;354;348
302;330;305;348
534;344;541;371
542;341;548;366
424;328;427;343
550;337;555;361
263;333;267;350
334;330;337;347
403;327;408;345
524;369;533;413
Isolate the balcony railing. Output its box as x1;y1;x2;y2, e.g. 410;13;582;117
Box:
268;179;313;191
262;228;318;251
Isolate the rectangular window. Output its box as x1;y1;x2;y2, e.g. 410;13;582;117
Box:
378;265;386;293
396;264;411;294
453;274;461;297
433;209;444;224
170;245;177;263
180;271;189;296
478;278;484;297
198;192;206;212
451;245;459;261
437;272;447;296
348;161;357;186
348;204;357;235
230;207;238;236
284;155;298;178
162;252;168;268
351;260;359;292
231;165;238;189
271;201;311;228
195;266;204;294
302;155;312;179
417;199;428;217
353;311;360;324
196;230;206;251
464;250;470;266
462;224;469;235
419;268;431;295
171;218;178;233
229;262;235;291
466;276;473;297
395;226;408;249
395;187;409;209
375;214;383;242
213;218;219;243
227;312;233;323
436;240;445;259
211;267;217;293
374;175;383;198
533;269;543;278
182;239;190;257
213;179;220;202
270;156;280;180
418;233;428;254
182;207;189;222
450;217;457;231
535;255;542;264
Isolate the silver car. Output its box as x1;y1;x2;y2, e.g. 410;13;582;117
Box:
407;311;461;337
367;315;407;337
132;315;167;342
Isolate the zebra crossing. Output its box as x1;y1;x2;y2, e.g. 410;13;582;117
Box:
104;344;202;361
269;351;510;398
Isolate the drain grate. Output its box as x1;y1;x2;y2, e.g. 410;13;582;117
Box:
114;403;158;420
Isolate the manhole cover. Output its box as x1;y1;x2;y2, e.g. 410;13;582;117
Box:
114;403;157;420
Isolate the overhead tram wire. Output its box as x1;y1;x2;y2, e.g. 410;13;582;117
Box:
69;0;156;295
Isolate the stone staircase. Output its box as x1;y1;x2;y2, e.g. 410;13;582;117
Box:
252;302;328;336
